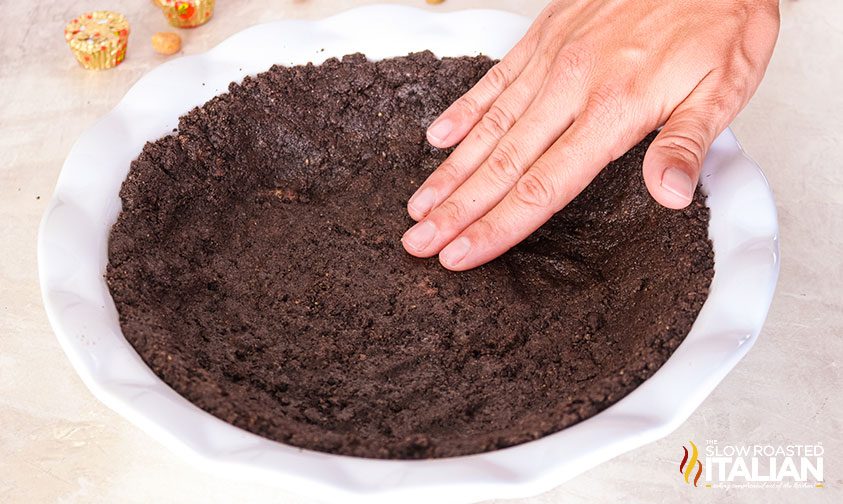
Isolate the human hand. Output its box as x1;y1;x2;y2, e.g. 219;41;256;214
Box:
402;0;779;270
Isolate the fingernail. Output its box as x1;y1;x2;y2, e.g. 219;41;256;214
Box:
440;237;471;267
402;220;437;252
427;117;454;144
661;167;694;202
408;187;437;216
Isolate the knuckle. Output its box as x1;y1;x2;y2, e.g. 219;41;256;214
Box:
587;83;626;118
484;63;511;92
659;130;707;168
467;124;497;148
477;104;515;140
435;199;469;225
513;171;556;210
468;217;499;243
434;159;463;186
617;45;647;68
552;44;592;85
455;93;483;118
707;92;736;119
486;143;524;185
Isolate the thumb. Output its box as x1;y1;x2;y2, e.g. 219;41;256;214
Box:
643;78;740;209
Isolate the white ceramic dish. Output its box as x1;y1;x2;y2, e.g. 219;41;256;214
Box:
38;5;779;504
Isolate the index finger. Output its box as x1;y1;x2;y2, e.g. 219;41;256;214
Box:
426;36;536;148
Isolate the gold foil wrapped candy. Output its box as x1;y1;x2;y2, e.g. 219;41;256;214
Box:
159;0;215;28
64;11;130;70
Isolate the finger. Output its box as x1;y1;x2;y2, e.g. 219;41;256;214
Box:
437;110;645;271
404;88;575;257
643;72;745;209
426;37;536;148
407;61;549;221
405;47;598;255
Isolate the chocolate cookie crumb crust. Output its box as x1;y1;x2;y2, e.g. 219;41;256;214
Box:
106;52;714;459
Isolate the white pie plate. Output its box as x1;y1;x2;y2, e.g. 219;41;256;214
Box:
38;5;779;504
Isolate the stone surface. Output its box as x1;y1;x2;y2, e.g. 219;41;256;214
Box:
0;0;840;502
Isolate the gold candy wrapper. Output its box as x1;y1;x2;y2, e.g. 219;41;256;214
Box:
159;0;215;29
65;11;130;70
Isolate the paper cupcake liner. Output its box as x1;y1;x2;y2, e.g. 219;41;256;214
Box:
159;0;215;29
65;11;130;70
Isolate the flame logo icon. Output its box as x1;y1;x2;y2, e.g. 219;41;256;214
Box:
680;440;703;487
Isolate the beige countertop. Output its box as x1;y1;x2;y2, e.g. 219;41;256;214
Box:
1;1;841;502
